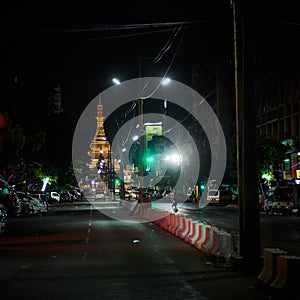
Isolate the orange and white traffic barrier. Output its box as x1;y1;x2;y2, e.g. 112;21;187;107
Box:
184;220;198;243
179;218;192;240
189;222;204;246
218;231;234;258
194;224;212;252
193;223;205;248
175;216;186;237
168;213;176;232
167;213;177;233
201;226;220;255
258;248;288;286
152;209;165;226
208;228;223;256
270;254;300;294
160;214;169;230
171;214;182;235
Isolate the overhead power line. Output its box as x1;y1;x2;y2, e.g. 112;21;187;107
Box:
20;21;198;35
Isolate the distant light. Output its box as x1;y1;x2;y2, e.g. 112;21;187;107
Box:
132;135;139;141
161;78;171;85
171;154;180;163
112;78;121;85
122;148;127;152
164;153;180;163
164;99;167;109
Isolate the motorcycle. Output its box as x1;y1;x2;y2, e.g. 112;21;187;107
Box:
0;202;8;233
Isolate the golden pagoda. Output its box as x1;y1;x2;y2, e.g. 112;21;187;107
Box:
88;95;110;170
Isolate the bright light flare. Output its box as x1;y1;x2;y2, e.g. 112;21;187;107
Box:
164;153;180;163
112;78;121;85
161;77;171;85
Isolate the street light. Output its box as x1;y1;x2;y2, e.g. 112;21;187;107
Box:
161;77;171;85
112;78;121;85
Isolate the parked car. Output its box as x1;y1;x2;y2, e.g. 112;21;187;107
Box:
207;189;238;206
50;191;60;203
264;186;294;216
69;189;81;201
60;191;73;202
16;192;47;215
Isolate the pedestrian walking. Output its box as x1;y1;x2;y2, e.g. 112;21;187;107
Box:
171;198;178;213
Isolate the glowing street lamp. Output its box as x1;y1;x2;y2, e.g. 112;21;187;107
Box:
161;77;171;85
112;78;121;85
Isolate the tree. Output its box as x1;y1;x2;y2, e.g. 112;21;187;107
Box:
0;113;50;187
0;114;26;183
257;135;290;181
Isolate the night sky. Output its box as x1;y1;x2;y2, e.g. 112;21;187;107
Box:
2;0;299;161
1;0;229;119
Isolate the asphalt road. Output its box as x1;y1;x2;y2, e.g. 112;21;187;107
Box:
0;202;271;300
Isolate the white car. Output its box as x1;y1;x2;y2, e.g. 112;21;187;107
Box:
50;191;60;203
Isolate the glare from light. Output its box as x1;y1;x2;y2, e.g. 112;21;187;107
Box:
164;153;180;163
112;78;121;85
122;148;127;152
132;135;139;141
171;154;180;163
161;77;171;85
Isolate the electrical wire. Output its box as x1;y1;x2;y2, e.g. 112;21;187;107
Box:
152;25;182;64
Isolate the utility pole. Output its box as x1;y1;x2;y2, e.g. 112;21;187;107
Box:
138;53;144;203
232;0;261;273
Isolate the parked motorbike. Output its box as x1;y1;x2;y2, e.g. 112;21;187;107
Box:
0;202;8;233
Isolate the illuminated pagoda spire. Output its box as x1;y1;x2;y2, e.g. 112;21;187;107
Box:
88;95;110;170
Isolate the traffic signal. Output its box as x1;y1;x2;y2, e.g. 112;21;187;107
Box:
146;156;153;162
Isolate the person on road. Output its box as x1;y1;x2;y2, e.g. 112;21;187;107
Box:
171;198;178;213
